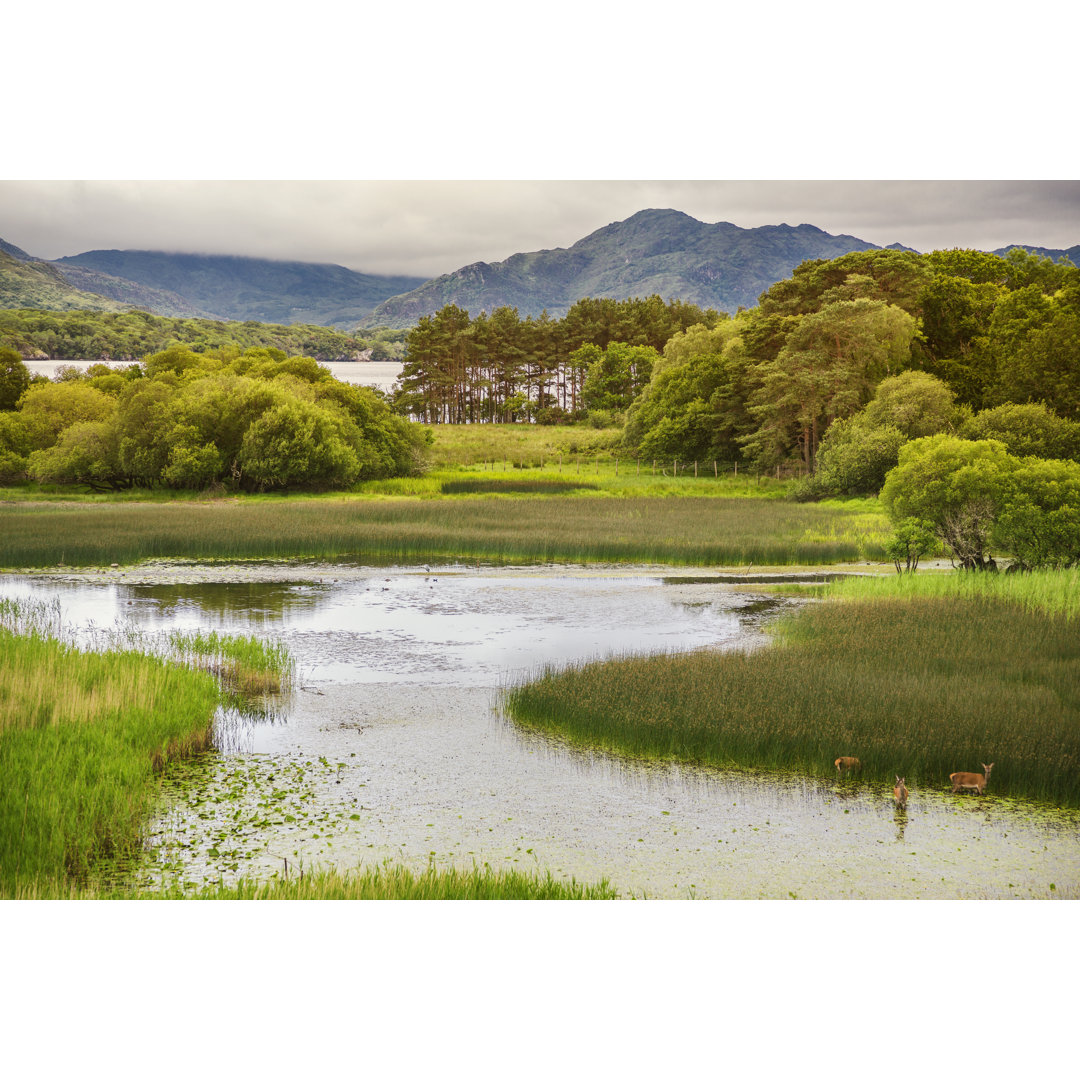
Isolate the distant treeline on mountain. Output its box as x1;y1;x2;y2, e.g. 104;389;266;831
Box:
0;245;425;329
0;308;373;362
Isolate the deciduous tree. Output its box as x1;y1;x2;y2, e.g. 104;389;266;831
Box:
880;435;1017;569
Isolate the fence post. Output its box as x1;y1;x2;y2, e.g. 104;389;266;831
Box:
734;461;737;477
615;458;618;476
674;459;677;476
713;460;717;477
694;461;698;477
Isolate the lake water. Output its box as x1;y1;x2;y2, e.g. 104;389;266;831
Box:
3;562;1078;899
22;359;405;393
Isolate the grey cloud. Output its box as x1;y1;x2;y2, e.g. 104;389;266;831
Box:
2;180;1078;278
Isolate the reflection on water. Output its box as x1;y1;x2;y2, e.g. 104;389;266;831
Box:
894;806;908;843
3;563;1078;899
128;582;326;627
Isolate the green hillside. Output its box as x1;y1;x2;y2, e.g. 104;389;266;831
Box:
0;250;130;314
54;250;426;328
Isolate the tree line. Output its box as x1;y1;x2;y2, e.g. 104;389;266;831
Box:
0;345;428;492
0;308;409;363
618;246;1080;474
394;296;720;423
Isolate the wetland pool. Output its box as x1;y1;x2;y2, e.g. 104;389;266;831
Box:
4;561;1078;899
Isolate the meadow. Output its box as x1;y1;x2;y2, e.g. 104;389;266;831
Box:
0;491;890;568
1;422;871;565
503;570;1080;808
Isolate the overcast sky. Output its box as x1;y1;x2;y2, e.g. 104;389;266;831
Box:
2;180;1078;279
5;7;1077;282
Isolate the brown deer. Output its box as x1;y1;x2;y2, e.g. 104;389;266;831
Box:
834;756;860;774
950;762;994;795
893;776;908;807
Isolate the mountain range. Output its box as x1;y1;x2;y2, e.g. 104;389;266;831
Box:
1;210;1077;331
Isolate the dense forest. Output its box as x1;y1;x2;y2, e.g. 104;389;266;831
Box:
0;308;409;363
385;245;1080;569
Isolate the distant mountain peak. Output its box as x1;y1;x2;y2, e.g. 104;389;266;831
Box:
361;209;900;328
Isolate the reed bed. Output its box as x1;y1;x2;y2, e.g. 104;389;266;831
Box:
10;863;618;899
164;629;295;696
504;590;1080;808
826;567;1080;623
0;629;220;893
0;496;890;567
0;600;293;896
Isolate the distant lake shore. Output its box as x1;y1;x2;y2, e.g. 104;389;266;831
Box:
22;358;405;393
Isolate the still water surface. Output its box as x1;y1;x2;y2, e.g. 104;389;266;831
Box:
3;562;1077;898
22;359;404;393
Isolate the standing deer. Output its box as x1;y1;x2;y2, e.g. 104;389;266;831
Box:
950;762;994;795
835;756;860;774
894;776;908;807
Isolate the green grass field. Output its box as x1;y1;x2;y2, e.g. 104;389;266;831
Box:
504;570;1080;807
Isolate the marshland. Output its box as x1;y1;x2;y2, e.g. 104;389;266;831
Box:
4;243;1080;900
3;557;1078;900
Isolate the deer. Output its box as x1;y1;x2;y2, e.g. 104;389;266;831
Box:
950;762;994;795
834;756;861;774
893;776;908;807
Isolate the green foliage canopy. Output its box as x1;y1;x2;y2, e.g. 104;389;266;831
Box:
9;346;427;492
996;458;1080;570
0;346;29;410
880;435;1018;569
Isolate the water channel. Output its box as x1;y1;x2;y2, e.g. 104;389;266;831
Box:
4;561;1078;899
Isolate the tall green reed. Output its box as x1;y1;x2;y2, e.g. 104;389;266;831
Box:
10;862;619;900
826;566;1080;622
504;588;1080;807
0;600;293;895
